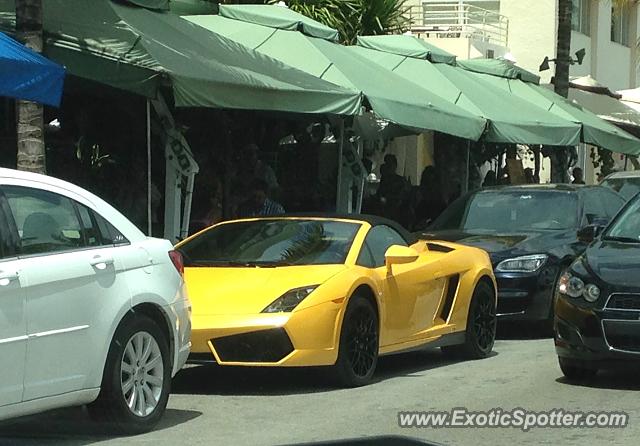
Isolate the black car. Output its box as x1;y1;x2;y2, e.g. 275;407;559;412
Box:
421;185;625;326
555;194;640;379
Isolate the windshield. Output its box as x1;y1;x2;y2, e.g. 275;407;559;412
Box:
601;177;640;201
460;191;579;232
180;219;360;266
604;197;640;242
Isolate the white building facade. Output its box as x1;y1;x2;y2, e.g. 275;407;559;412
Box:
402;0;640;184
406;0;640;90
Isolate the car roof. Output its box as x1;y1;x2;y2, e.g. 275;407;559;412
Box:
233;213;417;245
603;171;640;180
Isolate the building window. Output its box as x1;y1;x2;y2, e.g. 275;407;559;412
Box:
571;0;591;36
611;1;630;46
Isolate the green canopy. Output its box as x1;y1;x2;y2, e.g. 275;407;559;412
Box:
186;7;487;141
219;4;340;42
124;0;168;11
351;41;582;146
457;58;541;84
0;0;362;115
466;72;640;155
356;34;457;65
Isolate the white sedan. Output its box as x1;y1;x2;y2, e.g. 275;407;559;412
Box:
0;168;191;434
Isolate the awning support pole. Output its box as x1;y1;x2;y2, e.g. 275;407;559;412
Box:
336;119;345;212
146;100;152;236
463;140;471;194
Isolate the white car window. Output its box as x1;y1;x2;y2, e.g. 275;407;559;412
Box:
3;186;84;256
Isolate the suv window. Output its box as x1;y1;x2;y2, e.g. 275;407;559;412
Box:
3;186;85;256
598;189;625;219
357;225;407;268
582;189;608;225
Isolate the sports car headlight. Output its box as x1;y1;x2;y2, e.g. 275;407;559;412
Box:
558;272;601;302
262;286;319;313
495;254;548;273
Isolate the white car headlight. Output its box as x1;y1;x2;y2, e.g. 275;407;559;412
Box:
558;272;601;302
262;286;319;313
496;254;548;273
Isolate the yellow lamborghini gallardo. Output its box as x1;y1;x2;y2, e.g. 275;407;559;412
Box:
177;215;497;387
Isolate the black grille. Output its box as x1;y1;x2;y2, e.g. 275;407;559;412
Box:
606;294;640;311
603;320;640;353
212;328;294;363
440;275;459;321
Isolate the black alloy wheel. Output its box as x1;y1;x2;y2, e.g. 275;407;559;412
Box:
442;281;496;359
333;296;379;387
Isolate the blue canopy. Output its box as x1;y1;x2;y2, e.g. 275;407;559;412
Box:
0;32;65;106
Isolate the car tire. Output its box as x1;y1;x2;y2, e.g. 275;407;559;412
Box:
332;295;379;388
88;314;171;435
558;357;598;381
442;281;496;360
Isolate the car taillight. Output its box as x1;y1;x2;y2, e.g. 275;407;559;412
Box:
168;250;184;277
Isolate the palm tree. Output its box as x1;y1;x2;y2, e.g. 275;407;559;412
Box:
264;0;409;44
15;0;45;174
552;0;632;182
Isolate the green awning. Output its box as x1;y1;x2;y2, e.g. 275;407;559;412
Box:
124;0;168;11
351;39;581;146
469;73;640;155
456;58;541;84
219;4;340;42
0;0;362;116
186;7;487;141
356;34;457;65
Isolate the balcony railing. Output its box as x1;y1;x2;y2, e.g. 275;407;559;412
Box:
405;2;509;47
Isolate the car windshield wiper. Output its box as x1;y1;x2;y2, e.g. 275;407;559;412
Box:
602;235;640;243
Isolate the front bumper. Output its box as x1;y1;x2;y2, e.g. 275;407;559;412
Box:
189;300;343;367
494;266;558;321
554;294;640;367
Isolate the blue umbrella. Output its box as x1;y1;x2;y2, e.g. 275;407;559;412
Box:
0;31;65;107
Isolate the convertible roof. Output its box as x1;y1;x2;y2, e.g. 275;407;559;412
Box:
279;213;418;245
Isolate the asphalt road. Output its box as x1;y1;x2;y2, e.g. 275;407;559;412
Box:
1;329;639;446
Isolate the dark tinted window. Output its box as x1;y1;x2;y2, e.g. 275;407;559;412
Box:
442;190;579;232
582;190;608;225
357;225;407;268
429;195;468;230
605;197;640;241
181;219;359;266
78;204;128;246
0;192;18;259
601;176;640;201
3;186;84;256
598;189;626;219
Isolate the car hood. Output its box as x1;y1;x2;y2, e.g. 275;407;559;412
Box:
184;264;346;315
584;240;640;287
422;229;576;262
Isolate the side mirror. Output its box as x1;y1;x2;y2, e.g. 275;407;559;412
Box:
385;245;419;269
577;225;604;244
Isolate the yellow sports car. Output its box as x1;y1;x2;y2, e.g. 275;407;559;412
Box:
177;215;497;386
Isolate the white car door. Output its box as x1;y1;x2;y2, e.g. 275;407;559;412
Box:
0;195;26;407
2;185;132;401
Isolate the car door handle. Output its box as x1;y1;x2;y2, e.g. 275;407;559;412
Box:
0;271;19;286
90;256;114;270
